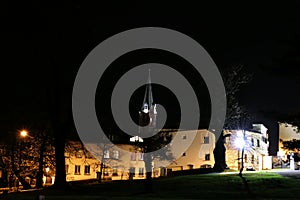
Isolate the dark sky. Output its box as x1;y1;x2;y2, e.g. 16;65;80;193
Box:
1;2;300;154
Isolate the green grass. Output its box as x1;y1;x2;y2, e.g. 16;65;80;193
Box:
5;172;300;199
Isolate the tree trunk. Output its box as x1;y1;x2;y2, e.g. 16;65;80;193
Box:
10;136;31;189
213;134;227;172
98;162;104;183
239;147;244;176
36;133;46;188
13;170;31;190
144;153;153;193
53;123;67;189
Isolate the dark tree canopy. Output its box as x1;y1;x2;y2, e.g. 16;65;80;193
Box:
282;139;300;152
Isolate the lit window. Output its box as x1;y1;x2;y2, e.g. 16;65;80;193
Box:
130;152;136;161
84;165;90;175
75;165;81;175
104;150;109;159
139;153;144;161
129;167;135;177
112;167;118;176
113;150;119;159
205;154;210;161
138;168;144;176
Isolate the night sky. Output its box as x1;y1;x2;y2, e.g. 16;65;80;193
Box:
1;2;300;155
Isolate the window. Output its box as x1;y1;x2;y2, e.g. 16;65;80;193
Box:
130;152;136;161
257;156;259;164
251;138;254;147
257;139;260;147
108;134;114;141
182;152;186;156
0;170;2;178
205;154;210;161
103;167;109;176
65;165;69;174
204;136;209;144
244;154;248;163
113;150;119;159
138;168;144;176
262;136;268;143
75;165;81;175
129;167;135;177
104;150;109;159
139;153;144;160
112;167;118;176
84;165;90;175
251;155;254;164
182;135;187;140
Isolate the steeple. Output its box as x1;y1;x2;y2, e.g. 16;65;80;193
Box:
137;69;157;139
141;69;154;113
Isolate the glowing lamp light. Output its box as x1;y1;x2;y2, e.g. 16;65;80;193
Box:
236;130;243;137
235;137;245;150
20;130;28;137
45;167;50;173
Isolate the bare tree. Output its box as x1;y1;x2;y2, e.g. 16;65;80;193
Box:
132;129;174;193
213;65;252;172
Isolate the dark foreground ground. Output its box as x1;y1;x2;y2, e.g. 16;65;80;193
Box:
3;170;300;200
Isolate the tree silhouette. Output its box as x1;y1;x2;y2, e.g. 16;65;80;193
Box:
213;65;252;172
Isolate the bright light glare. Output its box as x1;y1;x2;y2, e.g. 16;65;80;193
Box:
235;137;245;149
20;130;28;137
236;130;243;137
45;167;50;173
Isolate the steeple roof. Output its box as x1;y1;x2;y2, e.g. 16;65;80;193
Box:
141;69;153;110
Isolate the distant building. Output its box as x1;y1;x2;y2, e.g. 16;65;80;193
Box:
277;123;300;159
160;129;215;171
64;141;101;182
80;70;216;180
84;129;216;180
276;123;300;169
224;124;271;171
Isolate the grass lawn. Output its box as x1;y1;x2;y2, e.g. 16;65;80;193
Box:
4;171;300;200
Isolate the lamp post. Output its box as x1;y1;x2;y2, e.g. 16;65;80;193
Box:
18;130;29;190
9;129;33;191
235;130;246;174
18;130;29;171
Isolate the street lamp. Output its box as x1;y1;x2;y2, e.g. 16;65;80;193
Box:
234;130;246;175
18;130;31;177
20;130;28;137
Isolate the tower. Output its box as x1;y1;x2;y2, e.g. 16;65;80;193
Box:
138;69;157;138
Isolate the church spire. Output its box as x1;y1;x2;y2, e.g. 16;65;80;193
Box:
141;69;153;112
